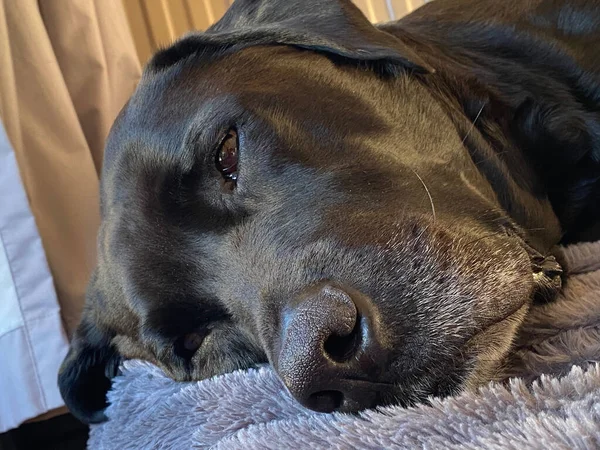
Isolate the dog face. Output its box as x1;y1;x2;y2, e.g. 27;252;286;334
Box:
59;0;562;423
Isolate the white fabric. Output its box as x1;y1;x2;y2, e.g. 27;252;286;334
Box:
0;121;68;432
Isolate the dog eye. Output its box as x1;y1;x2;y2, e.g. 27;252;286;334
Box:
215;129;238;183
174;332;206;360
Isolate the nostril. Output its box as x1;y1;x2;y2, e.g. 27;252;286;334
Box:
306;390;344;413
323;314;363;363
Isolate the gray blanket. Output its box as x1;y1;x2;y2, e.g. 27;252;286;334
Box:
89;241;600;449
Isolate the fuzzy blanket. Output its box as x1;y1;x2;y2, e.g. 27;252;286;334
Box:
88;241;600;449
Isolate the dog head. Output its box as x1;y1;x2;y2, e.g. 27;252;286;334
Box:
59;0;563;423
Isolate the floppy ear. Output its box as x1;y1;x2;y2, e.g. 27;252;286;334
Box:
150;0;433;75
512;97;600;239
58;285;120;424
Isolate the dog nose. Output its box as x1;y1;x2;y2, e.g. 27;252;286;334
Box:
277;283;384;413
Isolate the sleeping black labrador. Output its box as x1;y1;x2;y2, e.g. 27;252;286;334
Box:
59;0;600;423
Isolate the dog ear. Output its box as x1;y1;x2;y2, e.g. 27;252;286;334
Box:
512;97;600;238
58;281;120;424
149;0;433;75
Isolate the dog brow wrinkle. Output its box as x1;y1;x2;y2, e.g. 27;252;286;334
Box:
411;167;436;223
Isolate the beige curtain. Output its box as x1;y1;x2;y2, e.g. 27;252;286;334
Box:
0;0;141;338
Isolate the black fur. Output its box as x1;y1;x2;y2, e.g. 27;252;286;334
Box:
59;0;600;423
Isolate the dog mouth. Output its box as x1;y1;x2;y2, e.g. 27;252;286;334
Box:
303;378;397;413
280;275;536;414
275;282;478;413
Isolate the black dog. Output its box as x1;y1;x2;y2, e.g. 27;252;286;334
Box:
59;0;600;424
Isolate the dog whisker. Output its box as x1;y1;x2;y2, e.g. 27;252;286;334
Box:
461;101;487;145
411;167;436;223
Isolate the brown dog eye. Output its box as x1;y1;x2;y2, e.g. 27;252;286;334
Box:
174;332;205;360
215;129;238;182
183;333;204;351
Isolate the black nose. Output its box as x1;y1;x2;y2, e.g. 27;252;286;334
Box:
277;283;385;413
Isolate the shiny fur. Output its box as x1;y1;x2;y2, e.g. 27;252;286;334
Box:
59;0;600;423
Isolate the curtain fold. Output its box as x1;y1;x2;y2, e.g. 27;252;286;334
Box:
0;0;140;430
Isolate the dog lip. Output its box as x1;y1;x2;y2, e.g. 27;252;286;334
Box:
466;301;529;344
341;377;395;389
317;377;395;413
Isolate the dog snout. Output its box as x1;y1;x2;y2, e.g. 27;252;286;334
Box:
277;283;386;413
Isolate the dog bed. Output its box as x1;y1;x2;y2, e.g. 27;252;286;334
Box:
88;240;600;449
